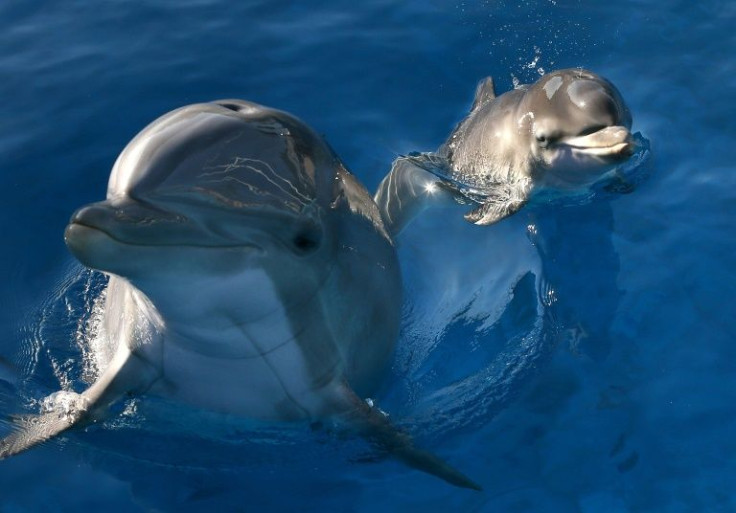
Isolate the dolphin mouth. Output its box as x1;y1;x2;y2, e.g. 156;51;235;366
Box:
65;200;273;251
65;221;264;252
562;125;633;158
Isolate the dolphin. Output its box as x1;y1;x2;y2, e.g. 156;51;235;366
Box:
375;69;641;235
0;100;479;490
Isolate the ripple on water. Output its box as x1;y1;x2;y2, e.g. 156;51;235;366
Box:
15;264;107;403
383;207;562;442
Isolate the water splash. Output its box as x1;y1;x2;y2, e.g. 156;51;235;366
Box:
525;46;542;70
13;265;107;405
40;390;90;422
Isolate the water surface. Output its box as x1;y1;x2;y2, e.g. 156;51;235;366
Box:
1;1;735;511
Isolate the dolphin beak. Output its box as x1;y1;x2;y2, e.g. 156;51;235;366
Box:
66;198;195;246
562;126;633;158
65;194;320;265
64;196;272;275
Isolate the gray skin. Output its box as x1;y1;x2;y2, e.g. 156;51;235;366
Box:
0;100;479;490
376;69;635;235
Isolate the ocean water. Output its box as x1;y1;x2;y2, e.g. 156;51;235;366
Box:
1;1;735;512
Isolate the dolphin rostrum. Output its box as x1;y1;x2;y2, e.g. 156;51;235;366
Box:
0;100;480;490
375;69;643;235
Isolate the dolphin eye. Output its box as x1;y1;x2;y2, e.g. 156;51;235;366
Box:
535;126;561;148
291;229;321;255
535;132;554;148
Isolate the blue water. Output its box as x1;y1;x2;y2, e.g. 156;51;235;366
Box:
1;1;735;511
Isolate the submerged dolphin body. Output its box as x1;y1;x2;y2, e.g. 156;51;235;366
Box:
376;69;642;235
0;100;479;489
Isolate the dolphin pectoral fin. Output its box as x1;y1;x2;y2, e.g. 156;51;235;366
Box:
0;393;91;459
0;345;158;460
336;386;482;491
464;198;527;226
400;152;454;179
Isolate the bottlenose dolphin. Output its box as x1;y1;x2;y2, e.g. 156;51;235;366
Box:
376;69;639;234
0;100;479;489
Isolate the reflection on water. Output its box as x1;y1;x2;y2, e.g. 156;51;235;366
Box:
383;203;560;439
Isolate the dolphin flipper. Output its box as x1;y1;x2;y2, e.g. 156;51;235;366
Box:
0;345;158;459
464;197;527;225
336;384;482;491
1;398;89;458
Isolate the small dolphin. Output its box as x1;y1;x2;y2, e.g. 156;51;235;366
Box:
376;69;640;234
0;100;479;490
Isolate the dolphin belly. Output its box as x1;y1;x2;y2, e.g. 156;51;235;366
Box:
154;338;321;421
143;267;340;422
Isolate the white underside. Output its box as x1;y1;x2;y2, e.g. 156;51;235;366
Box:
159;268;334;420
154;336;320;420
100;270;342;422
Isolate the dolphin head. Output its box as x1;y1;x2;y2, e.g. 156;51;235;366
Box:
65;101;338;325
520;69;634;189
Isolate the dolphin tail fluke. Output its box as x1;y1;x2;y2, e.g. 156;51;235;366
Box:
338;386;482;491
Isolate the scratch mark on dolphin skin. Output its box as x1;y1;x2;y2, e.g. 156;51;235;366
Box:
241;322;312;419
166;322;309;360
202;175;303;212
200;157;311;204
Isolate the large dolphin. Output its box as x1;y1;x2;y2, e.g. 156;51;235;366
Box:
376;69;642;235
0;100;479;489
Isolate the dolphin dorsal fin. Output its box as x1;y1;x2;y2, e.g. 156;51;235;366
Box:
471;77;496;111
